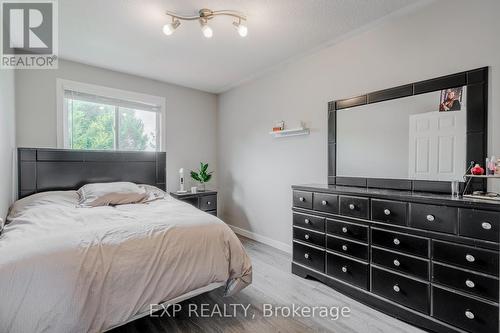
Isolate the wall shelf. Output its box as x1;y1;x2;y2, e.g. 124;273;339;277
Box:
269;128;309;138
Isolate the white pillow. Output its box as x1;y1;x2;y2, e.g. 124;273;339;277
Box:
138;184;167;202
77;182;144;206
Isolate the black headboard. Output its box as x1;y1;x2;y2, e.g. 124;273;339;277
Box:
18;148;166;199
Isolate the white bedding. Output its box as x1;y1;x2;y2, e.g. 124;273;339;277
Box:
0;191;252;333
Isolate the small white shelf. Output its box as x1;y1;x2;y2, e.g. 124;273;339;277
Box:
269;128;310;138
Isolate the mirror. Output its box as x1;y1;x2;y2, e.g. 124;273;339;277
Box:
336;87;467;181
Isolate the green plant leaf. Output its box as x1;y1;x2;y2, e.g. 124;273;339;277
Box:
205;174;212;182
190;171;201;182
201;163;208;173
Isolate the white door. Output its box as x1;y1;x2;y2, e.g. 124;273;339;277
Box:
408;111;466;181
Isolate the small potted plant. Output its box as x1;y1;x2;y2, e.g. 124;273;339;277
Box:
190;162;213;192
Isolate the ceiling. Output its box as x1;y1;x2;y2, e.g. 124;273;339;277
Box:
59;0;423;93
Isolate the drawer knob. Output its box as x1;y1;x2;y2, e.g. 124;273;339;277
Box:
426;214;435;222
384;209;391;216
304;218;310;224
342;227;348;233
341;266;347;273
481;222;492;230
393;284;400;293
304;234;310;240
465;254;475;263
465;310;475;320
299;197;305;202
465;279;475;288
348;203;355;210
393;238;400;245
304;253;310;259
393;259;400;267
321;200;328;206
207;201;211;205
341;245;348;251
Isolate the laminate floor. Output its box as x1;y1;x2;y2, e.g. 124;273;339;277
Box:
111;236;423;333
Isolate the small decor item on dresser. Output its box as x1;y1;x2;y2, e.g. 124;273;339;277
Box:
272;120;285;132
190;162;213;192
439;87;463;112
471;164;485;175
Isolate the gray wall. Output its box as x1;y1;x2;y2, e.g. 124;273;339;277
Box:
16;59;218;192
217;0;500;250
0;70;16;221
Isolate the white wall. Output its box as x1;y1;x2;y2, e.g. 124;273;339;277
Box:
0;70;16;221
217;0;500;250
16;59;218;192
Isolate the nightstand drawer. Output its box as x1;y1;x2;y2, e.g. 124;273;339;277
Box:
339;196;369;219
327;219;368;242
432;240;499;276
327;252;369;290
432;263;499;302
293;242;325;273
459;209;499;243
293;227;325;248
432;286;499;333
293;213;325;232
372;247;429;280
372;267;429;314
199;195;217;211
409;203;458;234
371;199;407;226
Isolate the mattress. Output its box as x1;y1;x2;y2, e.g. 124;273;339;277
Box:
0;191;252;333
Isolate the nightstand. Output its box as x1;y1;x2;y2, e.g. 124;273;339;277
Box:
170;190;217;216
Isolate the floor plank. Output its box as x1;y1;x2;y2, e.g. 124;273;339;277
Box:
111;236;423;333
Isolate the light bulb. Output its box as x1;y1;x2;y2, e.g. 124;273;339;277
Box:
201;24;213;38
163;19;180;36
233;20;248;37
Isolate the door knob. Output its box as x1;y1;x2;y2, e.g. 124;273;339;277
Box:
304;253;310;259
299;197;305;202
465;310;474;320
465;254;475;262
304;218;310;224
465;279;475;288
393;238;400;245
393;284;400;292
348;203;355;210
342;227;348;233
342;245;348;251
481;222;492;230
341;266;347;273
304;234;310;240
426;214;435;222
393;259;400;267
321;200;327;206
384;209;391;216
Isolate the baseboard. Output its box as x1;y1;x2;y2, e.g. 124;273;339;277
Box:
227;224;292;254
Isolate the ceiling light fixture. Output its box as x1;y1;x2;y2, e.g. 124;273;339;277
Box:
163;8;247;38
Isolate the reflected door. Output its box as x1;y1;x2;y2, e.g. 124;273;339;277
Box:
408;111;466;181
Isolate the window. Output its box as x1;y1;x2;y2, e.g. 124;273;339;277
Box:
57;80;165;151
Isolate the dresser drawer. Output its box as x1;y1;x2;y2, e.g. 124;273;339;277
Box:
371;199;407;226
372;267;429;314
432;286;499;333
326;235;368;261
372;247;429;280
326;252;368;290
293;191;313;209
293;213;325;232
459;209;499;243
293;242;325;273
313;193;339;214
293;227;325;248
432;263;499;302
372;228;429;258
326;219;368;242
199;195;217;211
339;196;369;219
432;241;499;276
409;203;458;234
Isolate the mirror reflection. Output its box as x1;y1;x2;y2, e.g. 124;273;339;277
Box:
337;87;467;181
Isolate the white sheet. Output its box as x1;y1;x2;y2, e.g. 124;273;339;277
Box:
0;191;252;333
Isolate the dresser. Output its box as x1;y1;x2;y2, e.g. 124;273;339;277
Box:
292;184;499;333
170;190;217;216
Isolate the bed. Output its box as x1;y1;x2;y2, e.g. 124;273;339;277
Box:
0;148;252;333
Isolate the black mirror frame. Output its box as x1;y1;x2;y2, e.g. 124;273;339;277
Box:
328;67;488;194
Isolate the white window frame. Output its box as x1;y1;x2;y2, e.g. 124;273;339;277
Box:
56;79;166;151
